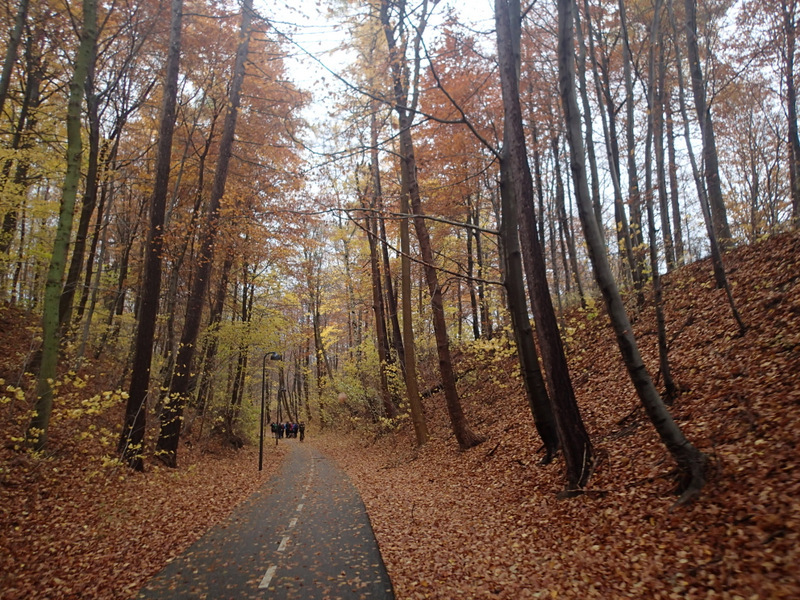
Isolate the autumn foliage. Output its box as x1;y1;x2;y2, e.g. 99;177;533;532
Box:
319;231;800;599
1;0;800;597
0;229;797;599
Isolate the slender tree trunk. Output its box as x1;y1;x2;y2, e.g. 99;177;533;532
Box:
364;196;397;418
76;140;116;323
668;0;746;334
381;0;480;449
653;21;675;271
59;43;99;332
645;0;678;400
194;253;233;422
465;204;481;340
552;136;585;303
378;1;427;447
558;0;706;504
665;98;685;264
531;124;548;256
684;0;732;248
586;3;638;283
498;152;560;461
227;270;251;445
0;37;40;257
376;182;406;368
118;0;183;469
619;0;646;300
155;0;253;467
497;0;591;484
782;0;800;223
558;144;586;305
95;203;139;359
473;189;493;339
0;0;29;118
548;200;565;320
574;3;604;237
28;0;97;450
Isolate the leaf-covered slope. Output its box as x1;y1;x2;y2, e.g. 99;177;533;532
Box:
0;327;286;600
0;232;797;599
319;231;800;599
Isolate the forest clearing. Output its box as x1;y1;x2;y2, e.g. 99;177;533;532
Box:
1;0;800;597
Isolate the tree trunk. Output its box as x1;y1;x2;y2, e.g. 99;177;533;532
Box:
684;0;733;248
498;0;591;486
665;98;685;265
466;204;481;340
558;0;706;504
782;0;800;223
227;269;252;444
0;0;29;118
194;253;233;423
381;0;479;450
653;20;676;271
586;1;638;283
618;0;646;300
498;153;560;461
0;36;40;258
668;0;746;334
118;0;183;469
28;0;97;450
59;43;99;332
377;181;406;369
555;136;586;306
574;3;604;237
645;0;678;400
155;0;253;467
364;188;397;419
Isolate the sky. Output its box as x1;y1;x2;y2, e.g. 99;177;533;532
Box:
255;0;496;102
250;0;498;164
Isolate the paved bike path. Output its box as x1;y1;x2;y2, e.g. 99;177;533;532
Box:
136;442;394;600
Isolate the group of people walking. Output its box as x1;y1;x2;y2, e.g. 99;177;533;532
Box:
271;421;305;441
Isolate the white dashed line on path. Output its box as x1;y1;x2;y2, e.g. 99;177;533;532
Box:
257;447;314;591
258;565;277;589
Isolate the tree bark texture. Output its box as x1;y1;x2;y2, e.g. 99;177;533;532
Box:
645;0;678;400
618;0;646;300
684;0;733;248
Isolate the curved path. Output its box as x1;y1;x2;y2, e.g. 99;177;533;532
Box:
136;441;394;600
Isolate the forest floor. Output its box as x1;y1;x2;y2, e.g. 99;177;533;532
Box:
1;231;799;599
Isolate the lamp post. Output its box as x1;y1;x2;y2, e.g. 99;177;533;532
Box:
260;351;282;471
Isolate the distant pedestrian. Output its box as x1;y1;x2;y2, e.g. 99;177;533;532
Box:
299;422;305;442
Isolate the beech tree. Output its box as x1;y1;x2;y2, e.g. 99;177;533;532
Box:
497;0;593;482
118;0;183;469
156;0;254;467
27;0;97;450
643;0;678;400
683;0;733;248
557;0;707;503
0;0;29;118
380;0;483;450
667;0;745;334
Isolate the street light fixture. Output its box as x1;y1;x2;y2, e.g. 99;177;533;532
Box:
260;351;282;471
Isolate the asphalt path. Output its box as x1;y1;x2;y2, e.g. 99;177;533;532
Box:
135;441;394;600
